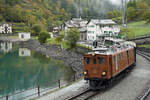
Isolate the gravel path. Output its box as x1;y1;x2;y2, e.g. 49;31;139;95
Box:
90;55;150;100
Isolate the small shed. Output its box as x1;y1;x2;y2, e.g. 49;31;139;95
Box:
19;32;31;41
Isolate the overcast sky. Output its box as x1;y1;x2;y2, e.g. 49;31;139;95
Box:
110;0;122;5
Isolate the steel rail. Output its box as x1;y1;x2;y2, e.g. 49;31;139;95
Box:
136;50;150;61
137;49;150;100
67;89;101;100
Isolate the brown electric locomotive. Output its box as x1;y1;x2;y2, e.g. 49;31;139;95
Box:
83;38;136;89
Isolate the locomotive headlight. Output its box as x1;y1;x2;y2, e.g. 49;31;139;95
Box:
84;71;88;75
102;71;107;76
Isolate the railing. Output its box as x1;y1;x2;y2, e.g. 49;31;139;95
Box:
0;74;78;100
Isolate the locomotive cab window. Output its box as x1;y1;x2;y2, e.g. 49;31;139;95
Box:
84;57;90;64
98;57;105;64
93;57;96;64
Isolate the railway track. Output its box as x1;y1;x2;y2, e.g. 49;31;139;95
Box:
136;49;150;100
67;88;102;100
136;50;150;61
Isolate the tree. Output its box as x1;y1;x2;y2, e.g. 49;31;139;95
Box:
56;31;64;43
136;0;150;20
127;7;136;21
143;11;150;23
127;0;136;8
107;10;122;19
66;28;80;49
38;31;50;43
31;24;42;36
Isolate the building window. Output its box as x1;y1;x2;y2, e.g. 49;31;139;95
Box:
85;57;90;64
21;34;24;39
89;25;94;28
98;57;105;64
104;31;108;34
109;31;113;34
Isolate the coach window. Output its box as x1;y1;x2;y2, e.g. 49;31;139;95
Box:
98;57;105;64
85;57;90;64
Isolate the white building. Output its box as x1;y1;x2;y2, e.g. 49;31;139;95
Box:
19;32;31;41
0;42;12;53
63;18;120;42
86;19;100;41
86;19;120;41
0;23;12;34
99;19;120;36
19;48;31;57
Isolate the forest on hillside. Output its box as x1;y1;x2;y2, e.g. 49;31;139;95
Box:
107;0;150;24
0;0;120;32
1;0;150;33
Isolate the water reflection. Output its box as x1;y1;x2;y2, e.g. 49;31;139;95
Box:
0;42;12;53
19;48;31;57
0;41;74;99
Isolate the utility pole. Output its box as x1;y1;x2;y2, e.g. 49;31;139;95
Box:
122;0;125;26
125;0;128;40
122;0;128;40
79;0;81;18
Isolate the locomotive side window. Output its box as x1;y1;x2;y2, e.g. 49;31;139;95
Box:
85;57;90;64
93;57;96;64
119;54;121;61
98;57;105;64
112;56;115;64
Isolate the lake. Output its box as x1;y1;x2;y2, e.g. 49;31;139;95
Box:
0;41;75;100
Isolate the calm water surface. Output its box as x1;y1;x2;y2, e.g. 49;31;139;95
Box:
0;41;74;100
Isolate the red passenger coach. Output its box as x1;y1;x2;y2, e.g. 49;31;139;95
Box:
83;38;136;89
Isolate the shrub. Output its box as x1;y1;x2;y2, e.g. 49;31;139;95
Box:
38;31;50;43
31;24;42;36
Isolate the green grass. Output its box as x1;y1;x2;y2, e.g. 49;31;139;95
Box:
127;21;150;38
0;35;19;39
128;21;150;27
47;38;60;45
62;40;70;49
138;44;150;48
47;38;70;49
125;21;150;39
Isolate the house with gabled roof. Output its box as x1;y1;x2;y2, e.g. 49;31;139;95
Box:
0;23;12;34
64;18;88;41
86;19;120;41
